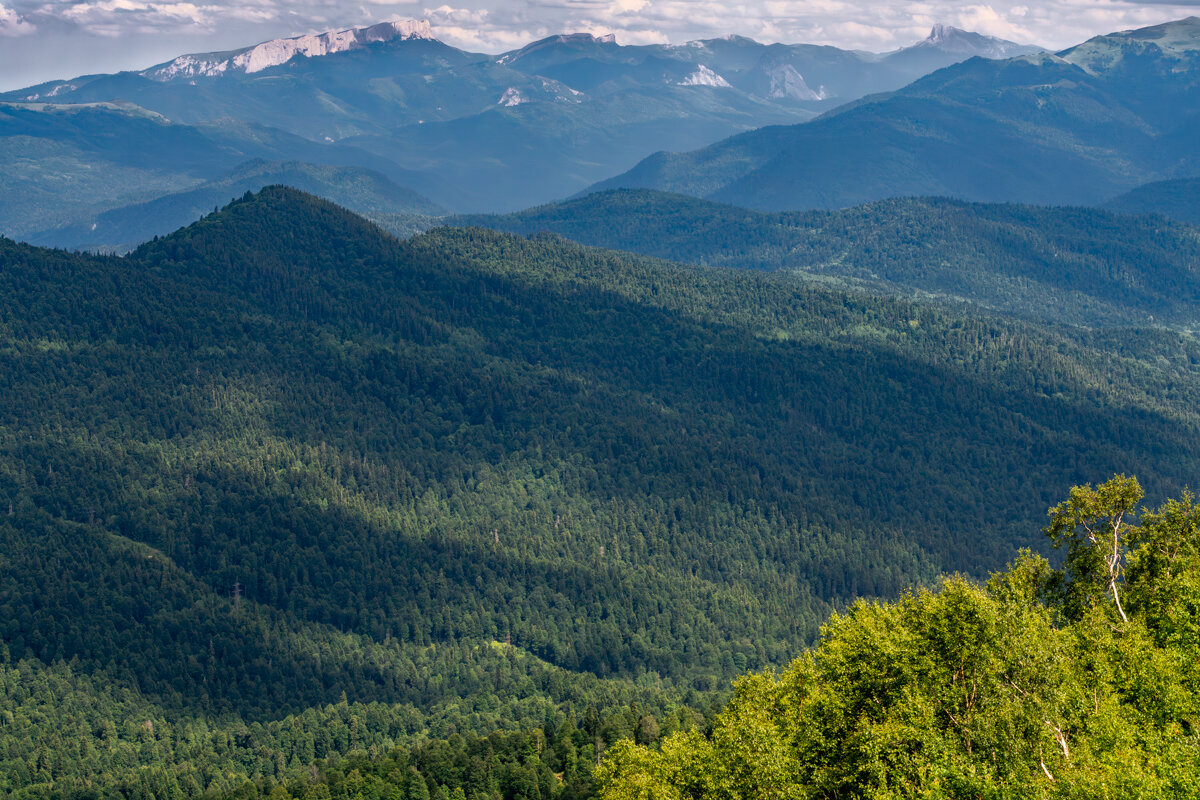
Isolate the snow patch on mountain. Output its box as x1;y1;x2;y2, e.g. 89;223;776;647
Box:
536;78;584;103
541;32;615;44
679;65;731;88
498;87;526;107
22;82;76;101
145;20;435;80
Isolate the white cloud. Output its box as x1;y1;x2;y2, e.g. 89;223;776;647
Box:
422;3;532;48
2;0;1199;88
824;19;898;45
11;0;1200;51
225;5;275;21
424;3;488;25
0;2;35;34
33;0;281;35
419;2;663;49
414;0;1198;53
604;25;667;43
954;4;1034;41
430;22;535;50
55;0;213;33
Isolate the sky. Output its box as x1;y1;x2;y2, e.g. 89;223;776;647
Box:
1;0;1198;90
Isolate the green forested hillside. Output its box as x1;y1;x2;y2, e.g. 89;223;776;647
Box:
6;187;1200;796
454;189;1200;326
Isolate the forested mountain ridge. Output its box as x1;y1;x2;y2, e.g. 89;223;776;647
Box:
451;189;1200;326
7;187;1200;795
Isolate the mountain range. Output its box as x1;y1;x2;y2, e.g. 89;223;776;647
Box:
8;18;1200;255
0;18;1038;247
21;158;445;252
1105;177;1200;225
590;17;1200;210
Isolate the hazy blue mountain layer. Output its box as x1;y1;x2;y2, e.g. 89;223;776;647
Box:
26;159;445;253
588;18;1200;211
0;19;1037;235
0;100;417;238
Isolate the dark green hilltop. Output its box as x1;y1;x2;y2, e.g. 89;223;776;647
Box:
4;186;1200;796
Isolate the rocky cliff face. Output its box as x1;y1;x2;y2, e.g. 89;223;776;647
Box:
144;19;436;80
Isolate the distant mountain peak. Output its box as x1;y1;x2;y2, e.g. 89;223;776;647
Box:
916;23;1037;58
765;64;825;101
716;33;758;44
926;23;961;45
144;19;436;80
675;33;763;52
526;31;617;49
1104;15;1199;51
496;31;618;65
1124;14;1200;44
555;32;617;44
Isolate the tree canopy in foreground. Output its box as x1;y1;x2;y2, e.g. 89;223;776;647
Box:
598;476;1200;799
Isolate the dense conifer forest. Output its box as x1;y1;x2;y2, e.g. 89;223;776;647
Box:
4;188;1200;797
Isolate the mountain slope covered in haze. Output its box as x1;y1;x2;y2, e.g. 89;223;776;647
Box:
25;159;445;252
0;99;418;238
0;19;1038;223
588;18;1200;210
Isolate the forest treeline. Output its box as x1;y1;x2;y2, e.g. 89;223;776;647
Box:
4;188;1200;795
